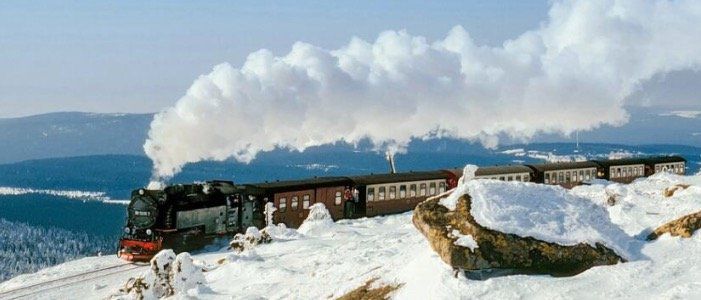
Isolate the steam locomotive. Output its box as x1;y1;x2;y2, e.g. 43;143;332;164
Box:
118;155;686;261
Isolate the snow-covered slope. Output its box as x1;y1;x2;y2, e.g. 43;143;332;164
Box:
3;174;701;299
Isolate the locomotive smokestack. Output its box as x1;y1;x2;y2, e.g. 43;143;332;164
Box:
386;151;397;174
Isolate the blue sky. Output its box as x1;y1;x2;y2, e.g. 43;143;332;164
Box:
0;0;698;118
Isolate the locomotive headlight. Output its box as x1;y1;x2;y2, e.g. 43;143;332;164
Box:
138;189;145;195
146;229;152;235
124;227;130;234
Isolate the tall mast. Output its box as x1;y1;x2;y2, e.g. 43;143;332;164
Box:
386;151;397;174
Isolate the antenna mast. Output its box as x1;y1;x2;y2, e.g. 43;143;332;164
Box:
386;151;397;174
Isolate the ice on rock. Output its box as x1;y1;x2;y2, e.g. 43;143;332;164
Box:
451;230;479;252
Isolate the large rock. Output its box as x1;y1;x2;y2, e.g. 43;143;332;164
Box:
647;210;701;240
413;195;624;276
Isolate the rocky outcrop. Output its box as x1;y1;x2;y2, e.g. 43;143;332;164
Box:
413;195;624;276
647;210;701;240
663;184;691;198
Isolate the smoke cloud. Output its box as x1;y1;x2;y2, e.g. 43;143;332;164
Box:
145;0;701;180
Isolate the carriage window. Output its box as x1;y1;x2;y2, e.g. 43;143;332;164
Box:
558;172;564;183
399;185;407;198
378;187;386;200
584;170;590;180
573;171;578;182
419;183;427;196
515;175;522;181
579;170;584;180
335;191;342;205
291;196;299;210
499;176;505;181
367;188;375;201
303;194;310;209
429;182;436;195
279;197;287;213
439;182;446;193
524;174;530;182
410;184;417;197
565;171;571;183
507;176;513;181
389;186;397;199
545;173;550;184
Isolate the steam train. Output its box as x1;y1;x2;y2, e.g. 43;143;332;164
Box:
118;155;686;261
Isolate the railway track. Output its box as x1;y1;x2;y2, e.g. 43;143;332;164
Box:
0;263;145;300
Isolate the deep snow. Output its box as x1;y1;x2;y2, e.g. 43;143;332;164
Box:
3;173;701;299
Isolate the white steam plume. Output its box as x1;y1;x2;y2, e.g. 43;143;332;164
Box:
145;0;701;180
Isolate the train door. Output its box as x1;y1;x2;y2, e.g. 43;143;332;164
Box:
226;194;242;232
241;195;256;229
353;186;367;217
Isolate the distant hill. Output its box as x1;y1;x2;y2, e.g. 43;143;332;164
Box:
0;107;699;164
513;106;701;147
0;112;153;164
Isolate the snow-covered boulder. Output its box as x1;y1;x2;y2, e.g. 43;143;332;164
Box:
414;180;627;276
148;249;177;298
171;252;205;295
229;227;272;253
119;250;206;299
262;223;303;240
647;210;701;240
297;203;335;236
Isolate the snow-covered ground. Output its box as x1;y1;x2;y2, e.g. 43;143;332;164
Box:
3;173;701;299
